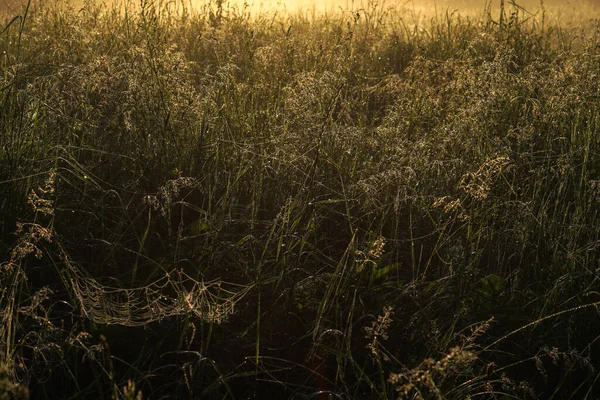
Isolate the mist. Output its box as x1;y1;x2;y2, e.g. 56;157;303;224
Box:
191;0;597;14
1;0;597;16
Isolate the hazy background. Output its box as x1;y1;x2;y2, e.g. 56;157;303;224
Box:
209;0;595;13
0;0;597;15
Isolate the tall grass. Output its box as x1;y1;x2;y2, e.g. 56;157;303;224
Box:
2;0;600;398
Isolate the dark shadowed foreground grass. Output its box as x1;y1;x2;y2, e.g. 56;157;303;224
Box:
2;0;600;398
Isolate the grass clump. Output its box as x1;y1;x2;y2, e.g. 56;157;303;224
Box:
2;0;600;398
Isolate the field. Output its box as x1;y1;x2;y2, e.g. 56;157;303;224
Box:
2;0;600;398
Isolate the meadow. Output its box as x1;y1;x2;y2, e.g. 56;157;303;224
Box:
2;0;600;398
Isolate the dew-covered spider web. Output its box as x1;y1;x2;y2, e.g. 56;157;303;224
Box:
15;170;250;327
60;247;250;327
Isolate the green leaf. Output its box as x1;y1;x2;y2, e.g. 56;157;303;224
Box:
480;274;503;300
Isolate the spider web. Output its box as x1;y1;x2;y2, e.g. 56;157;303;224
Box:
18;171;250;327
60;248;249;326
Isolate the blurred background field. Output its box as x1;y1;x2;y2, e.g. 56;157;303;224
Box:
1;0;599;15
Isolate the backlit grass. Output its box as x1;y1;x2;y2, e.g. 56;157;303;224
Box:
2;0;600;398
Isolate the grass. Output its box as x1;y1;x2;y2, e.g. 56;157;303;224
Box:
2;0;600;398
